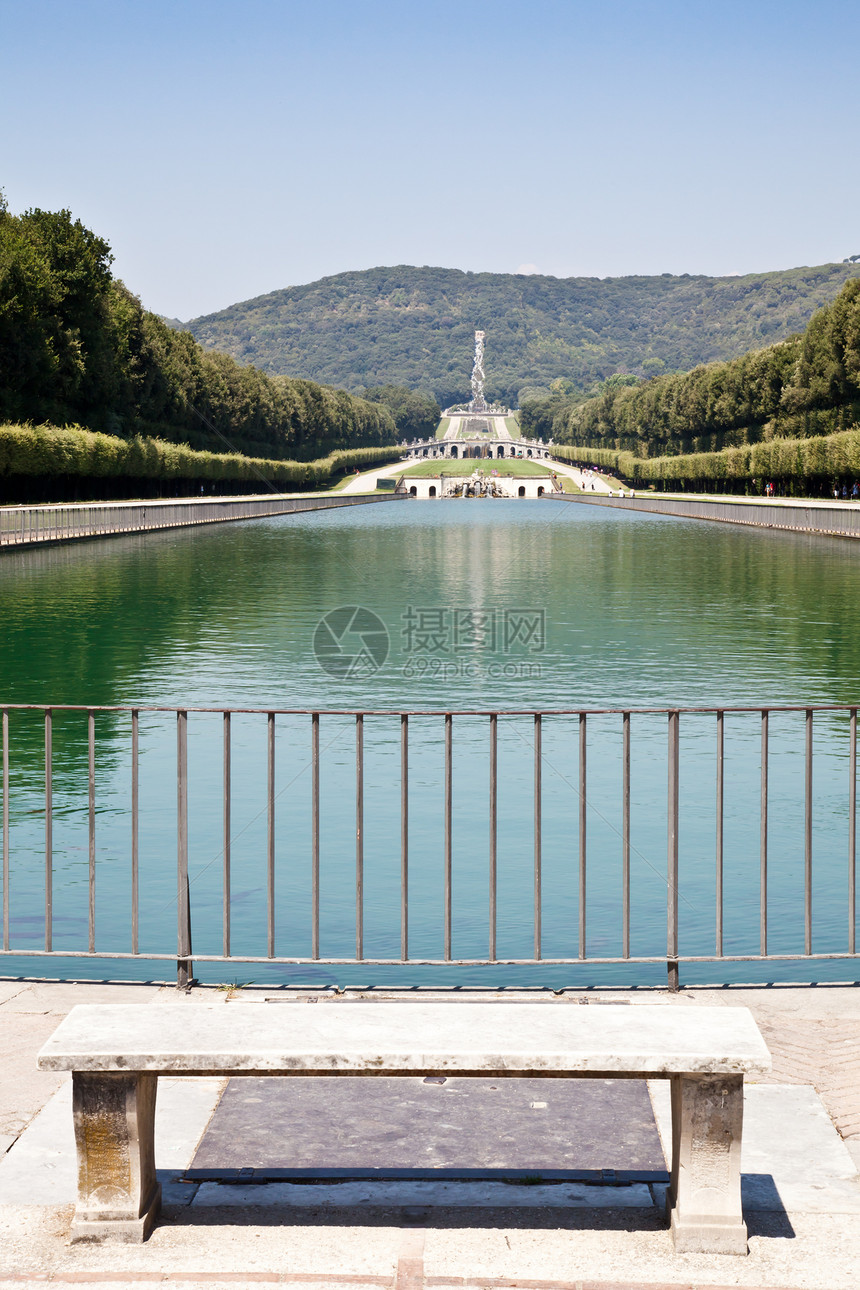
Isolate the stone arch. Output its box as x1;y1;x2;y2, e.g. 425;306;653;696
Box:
537;486;544;497
518;485;526;498
429;485;436;498
450;445;458;458
409;486;417;496
527;448;533;458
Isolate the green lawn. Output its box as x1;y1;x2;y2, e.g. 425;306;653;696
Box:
435;417;450;440
505;415;521;439
401;459;553;478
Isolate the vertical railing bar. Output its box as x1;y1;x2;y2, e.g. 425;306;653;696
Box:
667;711;679;991
401;714;409;961
267;712;276;959
311;712;320;961
489;712;497;962
223;712;231;959
716;710;724;957
622;712;630;960
444;712;452;961
176;711;192;987
850;709;857;956
355;714;364;961
534;713;542;961
131;710;139;956
45;709;52;953
579;712;587;959
805;707;813;956
88;710;96;953
2;709;9;952
760;710;768;957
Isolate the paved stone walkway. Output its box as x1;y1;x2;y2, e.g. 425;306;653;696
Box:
2;980;860;1289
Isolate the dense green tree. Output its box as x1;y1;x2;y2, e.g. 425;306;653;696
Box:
362;384;440;438
0;201;395;459
523;280;860;459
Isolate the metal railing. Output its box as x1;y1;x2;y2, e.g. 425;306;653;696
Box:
0;703;857;987
547;492;860;539
0;493;404;549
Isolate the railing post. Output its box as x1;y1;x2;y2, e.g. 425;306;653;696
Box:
805;708;813;955
622;712;630;959
760;710;769;956
223;712;231;959
268;712;277;958
131;710;139;956
850;709;857;956
579;712;587;959
667;710;679;991
401;713;409;960
444;713;452;961
2;709;8;952
311;713;320;960
45;709;52;953
715;710;724;956
176;711;193;987
88;710;96;953
489;712;497;962
355;714;364;961
534;713;542;960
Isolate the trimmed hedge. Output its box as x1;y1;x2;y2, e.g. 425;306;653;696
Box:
0;422;401;488
551;423;860;487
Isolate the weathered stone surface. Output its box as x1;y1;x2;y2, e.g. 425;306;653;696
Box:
36;1001;771;1251
37;1002;772;1077
667;1073;747;1254
70;1072;160;1243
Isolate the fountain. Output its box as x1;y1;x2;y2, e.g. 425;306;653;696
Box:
469;330;487;414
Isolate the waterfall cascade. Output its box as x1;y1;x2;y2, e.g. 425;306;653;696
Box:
469;330;486;413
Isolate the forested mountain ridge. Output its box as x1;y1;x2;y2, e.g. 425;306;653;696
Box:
183;263;860;408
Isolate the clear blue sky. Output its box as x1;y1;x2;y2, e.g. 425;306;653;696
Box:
2;0;857;319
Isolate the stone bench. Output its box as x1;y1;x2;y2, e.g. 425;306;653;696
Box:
37;1001;771;1253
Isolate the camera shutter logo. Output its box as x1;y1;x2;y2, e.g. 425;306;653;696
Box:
313;606;390;679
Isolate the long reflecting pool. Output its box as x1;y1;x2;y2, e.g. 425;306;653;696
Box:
1;499;859;985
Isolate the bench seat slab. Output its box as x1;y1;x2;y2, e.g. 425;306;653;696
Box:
37;1003;772;1077
70;1072;160;1244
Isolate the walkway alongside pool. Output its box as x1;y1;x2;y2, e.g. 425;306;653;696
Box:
1;978;859;1288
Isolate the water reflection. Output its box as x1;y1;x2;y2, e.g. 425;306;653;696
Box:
1;501;859;985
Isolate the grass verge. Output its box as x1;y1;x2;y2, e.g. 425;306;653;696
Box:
401;459;552;478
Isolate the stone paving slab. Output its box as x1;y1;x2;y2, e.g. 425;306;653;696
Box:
192;1076;665;1172
648;1082;860;1214
0;980;165;1145
0;1206;856;1289
0;1077;224;1206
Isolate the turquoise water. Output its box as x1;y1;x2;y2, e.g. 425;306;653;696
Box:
1;499;859;986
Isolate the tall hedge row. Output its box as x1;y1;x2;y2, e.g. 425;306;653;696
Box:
0;423;400;488
551;427;860;488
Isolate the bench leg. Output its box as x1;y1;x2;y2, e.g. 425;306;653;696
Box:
667;1073;747;1255
70;1072;161;1243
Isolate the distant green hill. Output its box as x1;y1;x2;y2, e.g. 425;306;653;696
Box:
183;263;860;407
